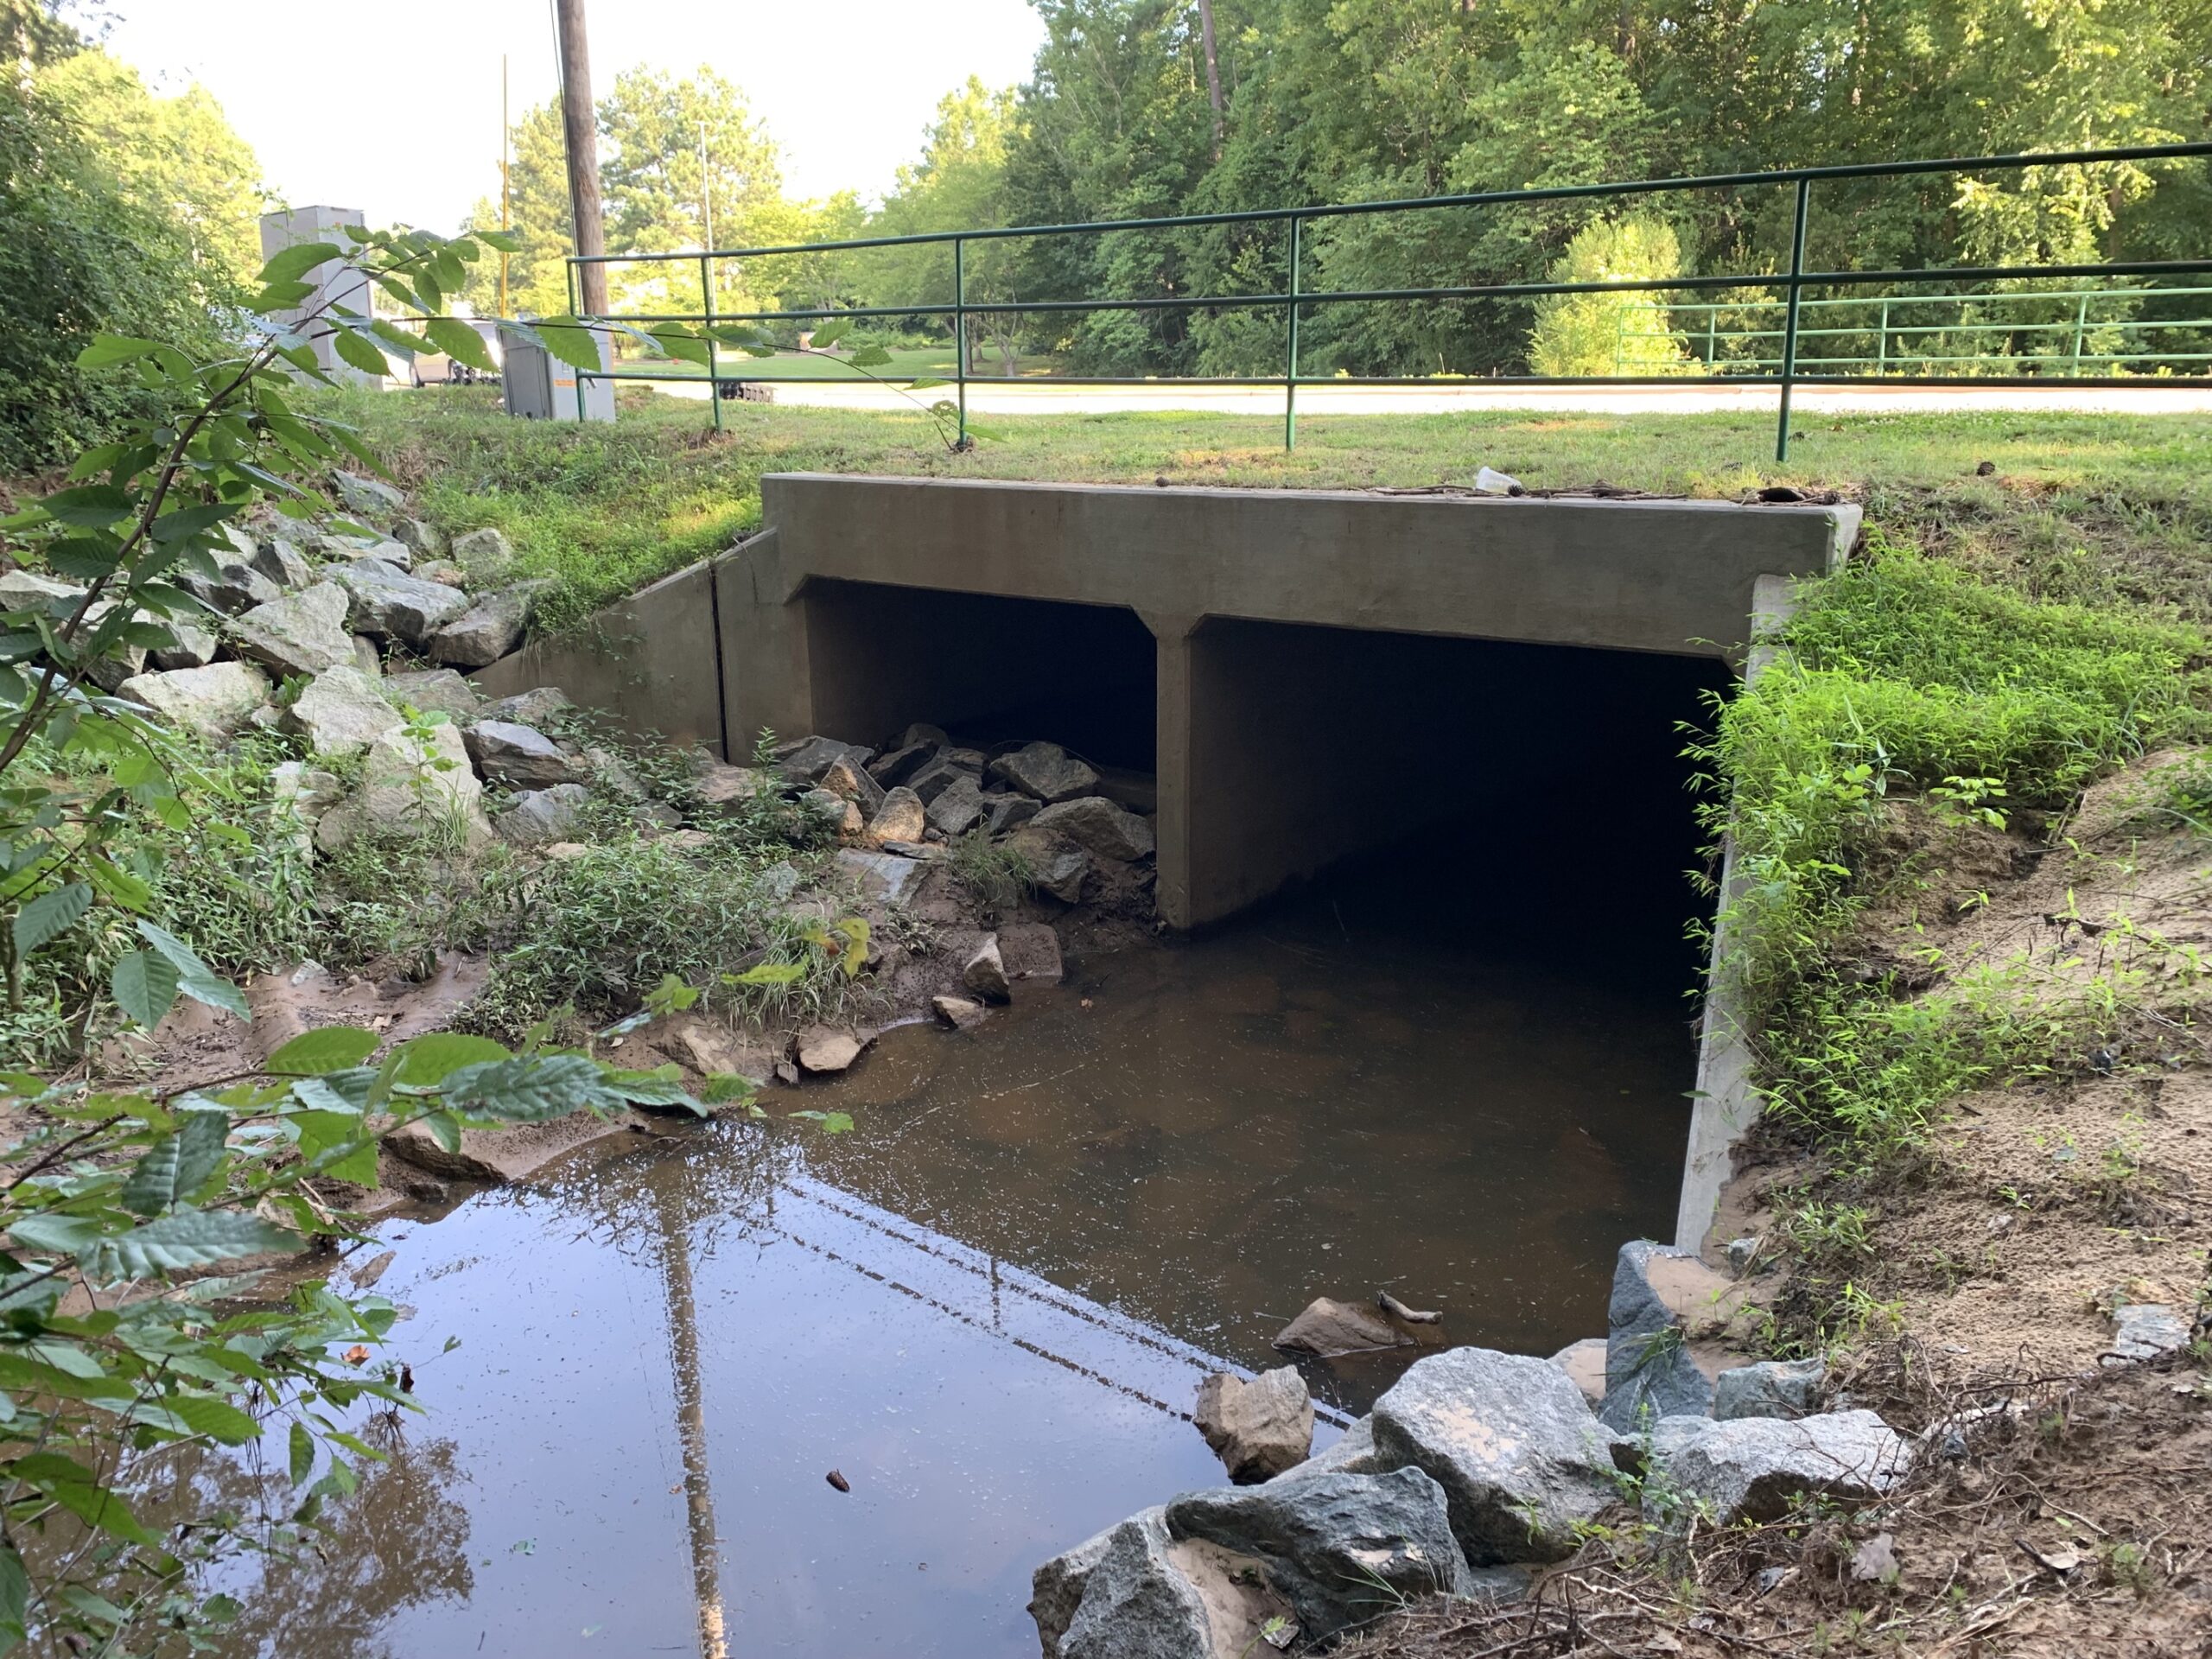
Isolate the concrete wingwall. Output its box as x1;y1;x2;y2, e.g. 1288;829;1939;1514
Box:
472;474;1860;1253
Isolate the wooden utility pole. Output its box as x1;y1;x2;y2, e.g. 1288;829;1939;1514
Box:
1195;0;1225;162
553;0;609;316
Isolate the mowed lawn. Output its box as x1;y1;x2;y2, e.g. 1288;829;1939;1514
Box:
342;385;2212;632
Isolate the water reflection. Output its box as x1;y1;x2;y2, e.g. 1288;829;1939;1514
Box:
194;849;1697;1656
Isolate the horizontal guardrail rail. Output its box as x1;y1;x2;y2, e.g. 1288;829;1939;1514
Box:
565;143;2212;461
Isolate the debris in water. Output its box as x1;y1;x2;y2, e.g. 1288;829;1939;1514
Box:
826;1469;851;1493
1377;1291;1441;1325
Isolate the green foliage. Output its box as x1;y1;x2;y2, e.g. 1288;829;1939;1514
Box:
1529;216;1694;378
1691;537;2208;1155
944;830;1033;910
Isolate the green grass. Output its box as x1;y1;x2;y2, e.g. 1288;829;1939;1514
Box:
620;345;962;381
343;385;2212;632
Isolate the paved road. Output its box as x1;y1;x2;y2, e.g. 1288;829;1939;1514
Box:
659;378;2212;417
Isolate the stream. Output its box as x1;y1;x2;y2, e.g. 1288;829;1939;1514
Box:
210;851;1698;1658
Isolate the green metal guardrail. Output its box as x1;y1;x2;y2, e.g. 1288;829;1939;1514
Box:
566;143;2212;462
1615;284;2212;376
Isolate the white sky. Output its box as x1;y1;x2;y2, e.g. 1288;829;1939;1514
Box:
101;0;1046;232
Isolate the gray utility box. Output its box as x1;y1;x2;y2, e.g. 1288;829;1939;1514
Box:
500;323;614;422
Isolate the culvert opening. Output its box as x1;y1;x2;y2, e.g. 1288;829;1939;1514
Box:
799;579;1157;774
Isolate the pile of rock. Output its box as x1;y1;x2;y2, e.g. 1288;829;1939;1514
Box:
9;471;543;741
772;726;1156;908
1035;1239;1923;1657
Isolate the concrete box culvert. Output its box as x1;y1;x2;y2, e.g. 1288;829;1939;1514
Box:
476;474;1859;1249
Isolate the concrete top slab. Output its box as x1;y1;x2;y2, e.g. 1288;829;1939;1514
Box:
757;474;1858;659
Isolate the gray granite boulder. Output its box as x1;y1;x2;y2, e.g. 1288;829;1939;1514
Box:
1549;1338;1609;1408
427;587;532;667
1713;1358;1826;1421
867;741;935;787
779;734;874;786
864;786;926;848
1648;1409;1910;1525
1273;1297;1410;1358
335;559;471;645
927;773;988;837
149;613;219;671
392;517;446;557
250;535;313;591
989;741;1101;804
332;470;405;517
279;665;402;757
180;560;280;615
315;720;492;852
463;720;581;788
798;788;860;841
1032;1507;1284;1659
1270;1417;1386;1484
963;935;1011;1002
1033;796;1155;861
450;526;514;576
385;668;482;723
817;753;887;815
1370;1346;1623;1565
1598;1240;1740;1433
480;686;572;728
986;792;1042;837
117;662;270;741
496;783;591;847
908;753;980;804
1166;1466;1473;1642
230;582;355;677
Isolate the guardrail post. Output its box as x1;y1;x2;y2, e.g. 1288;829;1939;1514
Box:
1775;177;1811;464
954;236;969;448
701;253;721;434
2069;290;2090;373
1284;215;1301;452
1705;305;1718;367
1876;298;1889;374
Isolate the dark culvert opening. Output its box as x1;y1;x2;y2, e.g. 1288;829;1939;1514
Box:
1182;618;1732;992
799;579;1158;771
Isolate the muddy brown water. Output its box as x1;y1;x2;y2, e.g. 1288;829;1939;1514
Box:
207;857;1697;1659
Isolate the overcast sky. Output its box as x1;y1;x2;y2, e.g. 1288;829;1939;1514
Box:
103;0;1046;232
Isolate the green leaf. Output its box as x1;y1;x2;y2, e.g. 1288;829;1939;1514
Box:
909;376;949;390
294;1112;378;1185
136;920;247;1018
110;949;180;1029
437;1054;612;1123
474;227;522;254
729;962;807;986
250;279;315;313
11;882;90;957
39;485;132;528
849;344;893;369
331;327;392;377
7;1454;157;1546
119;1109;229;1217
392;1032;511;1087
265;1027;380;1077
80;1209;299;1284
650;329;712;367
156;1394;260;1445
74;335;159;370
810;318;853;348
424;317;496;372
258;240;343;286
601;1065;704;1116
0;1538;27;1651
534;318;604;372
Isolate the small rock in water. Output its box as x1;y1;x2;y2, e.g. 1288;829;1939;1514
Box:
963;936;1011;1003
1377;1291;1440;1325
931;995;990;1032
796;1026;864;1075
1273;1296;1411;1357
1193;1367;1314;1484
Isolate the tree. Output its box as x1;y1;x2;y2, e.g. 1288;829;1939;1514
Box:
35;49;266;285
1529;214;1695;376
